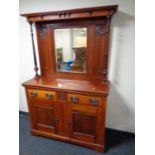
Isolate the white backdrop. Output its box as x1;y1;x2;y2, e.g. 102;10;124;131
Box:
19;0;135;133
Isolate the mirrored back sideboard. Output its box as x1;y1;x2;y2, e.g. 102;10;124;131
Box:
21;5;118;152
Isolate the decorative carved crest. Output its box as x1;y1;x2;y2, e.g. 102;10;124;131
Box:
96;25;109;36
39;25;47;38
58;12;70;18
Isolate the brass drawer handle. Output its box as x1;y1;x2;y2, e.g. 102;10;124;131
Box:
30;91;37;97
89;98;98;105
45;93;53;99
70;96;79;103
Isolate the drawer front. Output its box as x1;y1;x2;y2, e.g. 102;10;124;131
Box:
68;93;102;106
27;89;56;101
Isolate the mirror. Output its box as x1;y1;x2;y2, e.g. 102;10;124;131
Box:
54;28;87;73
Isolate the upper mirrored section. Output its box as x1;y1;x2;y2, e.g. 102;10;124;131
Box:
54;28;87;73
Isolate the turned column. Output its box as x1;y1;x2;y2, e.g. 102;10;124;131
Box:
29;22;39;78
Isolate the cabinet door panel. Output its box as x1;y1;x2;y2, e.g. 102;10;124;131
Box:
69;104;97;143
33;103;56;134
73;112;96;136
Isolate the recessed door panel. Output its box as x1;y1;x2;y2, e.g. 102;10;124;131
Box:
69;104;97;143
33;104;56;133
73;112;96;135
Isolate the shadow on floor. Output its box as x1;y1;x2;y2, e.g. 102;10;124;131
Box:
105;128;135;152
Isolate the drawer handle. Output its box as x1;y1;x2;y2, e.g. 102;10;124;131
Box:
45;93;53;99
70;96;79;103
89;98;98;105
30;92;37;97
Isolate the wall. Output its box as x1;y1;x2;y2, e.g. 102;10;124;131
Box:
55;29;73;62
19;0;135;133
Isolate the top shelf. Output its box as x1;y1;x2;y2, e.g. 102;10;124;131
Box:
22;77;110;96
21;5;118;22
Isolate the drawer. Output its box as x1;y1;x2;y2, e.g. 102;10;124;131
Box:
27;89;56;101
68;93;102;106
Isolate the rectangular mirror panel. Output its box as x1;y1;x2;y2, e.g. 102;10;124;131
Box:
54;28;87;73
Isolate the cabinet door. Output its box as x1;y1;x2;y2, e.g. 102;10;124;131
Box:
32;102;56;134
69;104;98;143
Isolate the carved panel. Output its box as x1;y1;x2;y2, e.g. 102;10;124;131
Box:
57;92;67;101
96;25;109;36
34;105;55;127
33;104;56;133
39;25;47;38
72;112;96;136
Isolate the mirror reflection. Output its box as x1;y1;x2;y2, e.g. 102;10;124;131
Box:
54;28;87;73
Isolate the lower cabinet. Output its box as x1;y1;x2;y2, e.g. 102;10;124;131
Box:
25;88;106;152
